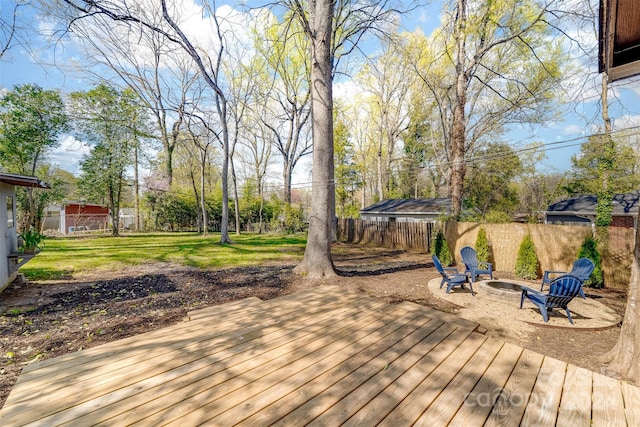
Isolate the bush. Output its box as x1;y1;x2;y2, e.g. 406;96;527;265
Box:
578;236;604;288
433;229;454;266
515;234;538;280
18;227;45;253
475;227;489;263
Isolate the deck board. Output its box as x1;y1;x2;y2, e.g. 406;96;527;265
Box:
4;290;368;412
10;295;387;426
448;341;523;426
592;372;627;426
557;364;594;427
1;285;638;426
485;348;545;426
413;338;504;426
521;356;567;427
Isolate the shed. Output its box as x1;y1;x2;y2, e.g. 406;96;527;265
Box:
360;198;451;223
1;173;50;292
43;202;110;234
545;191;640;227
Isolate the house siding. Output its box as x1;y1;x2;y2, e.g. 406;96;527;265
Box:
1;183;18;291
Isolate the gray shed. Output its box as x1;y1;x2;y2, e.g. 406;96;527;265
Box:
1;173;50;292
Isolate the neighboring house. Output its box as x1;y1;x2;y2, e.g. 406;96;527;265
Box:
1;173;50;292
360;198;451;223
43;202;110;234
545;192;640;228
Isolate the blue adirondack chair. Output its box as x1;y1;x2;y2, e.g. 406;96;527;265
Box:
520;274;584;324
540;258;594;298
432;255;475;295
460;246;493;283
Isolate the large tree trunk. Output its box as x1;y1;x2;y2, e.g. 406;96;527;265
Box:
602;69;639;384
293;0;336;279
449;0;468;218
603;219;640;385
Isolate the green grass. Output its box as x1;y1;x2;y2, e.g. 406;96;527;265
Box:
22;232;307;281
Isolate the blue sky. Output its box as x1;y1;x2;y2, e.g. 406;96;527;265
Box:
1;0;640;178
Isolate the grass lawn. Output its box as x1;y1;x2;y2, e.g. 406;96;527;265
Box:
22;232;307;281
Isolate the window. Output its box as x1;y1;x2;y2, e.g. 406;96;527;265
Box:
7;196;14;228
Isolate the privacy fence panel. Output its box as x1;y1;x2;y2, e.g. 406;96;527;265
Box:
448;222;632;290
337;218;633;290
336;218;433;253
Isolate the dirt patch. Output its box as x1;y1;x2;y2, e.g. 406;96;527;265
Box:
0;245;628;408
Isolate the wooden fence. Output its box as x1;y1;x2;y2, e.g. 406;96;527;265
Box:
337;218;634;290
337;218;434;253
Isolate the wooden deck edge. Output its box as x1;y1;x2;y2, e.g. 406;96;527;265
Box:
187;296;264;320
397;301;480;331
19;289;367;376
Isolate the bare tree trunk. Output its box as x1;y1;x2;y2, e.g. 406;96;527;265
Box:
293;0;336;279
200;150;208;236
134;141;140;231
283;159;292;204
377;141;384;200
450;0;468;218
231;158;241;235
189;172;202;233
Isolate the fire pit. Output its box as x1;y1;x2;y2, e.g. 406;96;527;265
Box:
479;280;528;302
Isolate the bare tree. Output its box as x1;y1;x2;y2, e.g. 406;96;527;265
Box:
239;114;275;234
408;0;565;217
0;1;28;60
286;0;336;278
356;42;412;200
282;0;409;278
254;13;313;205
54;0;253;243
66;19;196;186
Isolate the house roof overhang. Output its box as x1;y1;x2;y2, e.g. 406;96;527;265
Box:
599;0;640;81
0;173;50;189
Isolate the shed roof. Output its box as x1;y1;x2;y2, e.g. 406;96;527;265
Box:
360;198;451;215
548;191;640;216
0;173;50;189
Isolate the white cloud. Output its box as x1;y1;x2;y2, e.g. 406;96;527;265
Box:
49;135;90;175
614;114;640;130
562;124;583;135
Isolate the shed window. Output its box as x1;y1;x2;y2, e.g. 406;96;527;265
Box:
7;196;14;228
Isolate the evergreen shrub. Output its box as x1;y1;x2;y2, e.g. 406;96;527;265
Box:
433;229;454;266
578;236;604;288
475;227;489;263
515;234;538;280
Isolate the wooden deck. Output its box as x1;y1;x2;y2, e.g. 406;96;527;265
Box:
1;285;638;426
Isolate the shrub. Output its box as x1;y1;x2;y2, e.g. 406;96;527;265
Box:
18;227;46;253
515;234;538;280
433;229;454;266
578;236;604;288
475;227;489;263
